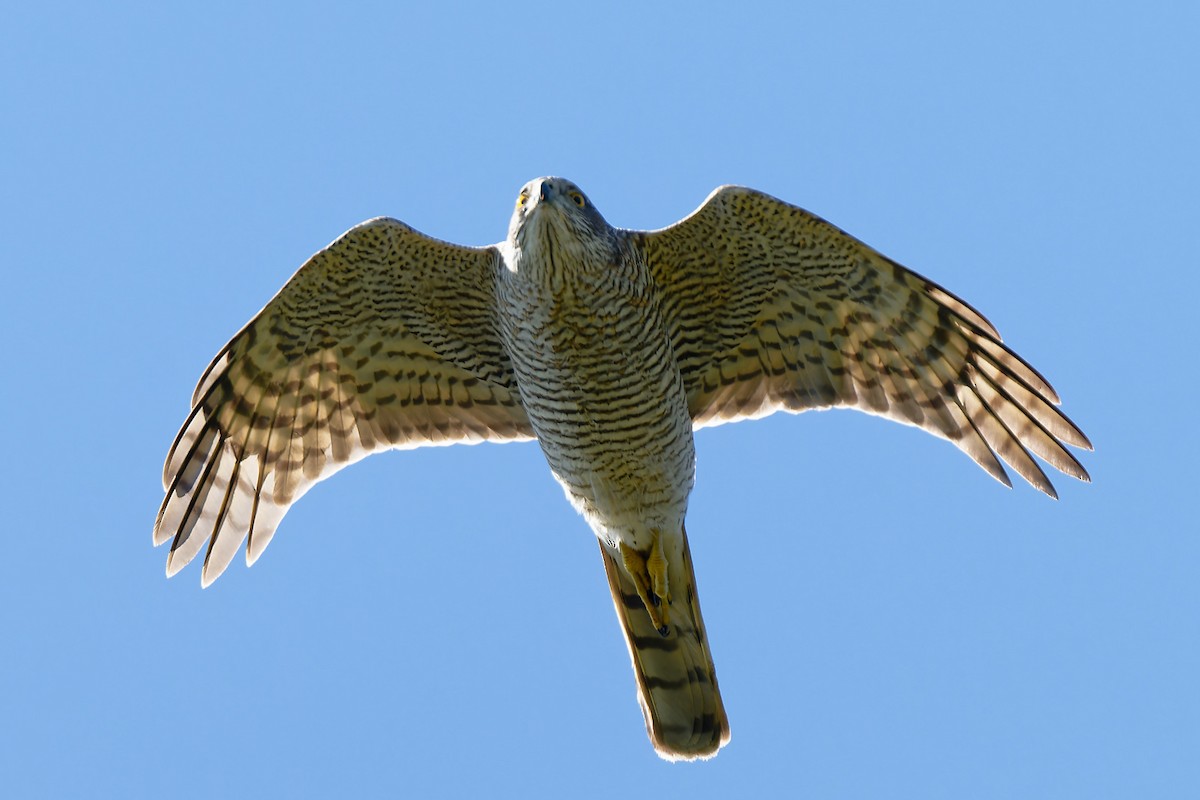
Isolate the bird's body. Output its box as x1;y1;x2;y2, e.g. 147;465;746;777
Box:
497;181;693;549
495;181;724;753
155;176;1091;761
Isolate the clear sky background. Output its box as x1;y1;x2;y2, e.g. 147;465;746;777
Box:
3;2;1197;797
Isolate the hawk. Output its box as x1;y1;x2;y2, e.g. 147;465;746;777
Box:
154;177;1091;760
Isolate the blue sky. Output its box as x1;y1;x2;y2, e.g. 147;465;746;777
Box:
3;2;1197;797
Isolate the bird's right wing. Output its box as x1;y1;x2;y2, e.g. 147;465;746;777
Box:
635;186;1091;497
155;218;533;586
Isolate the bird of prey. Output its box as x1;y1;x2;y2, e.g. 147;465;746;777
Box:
154;177;1091;761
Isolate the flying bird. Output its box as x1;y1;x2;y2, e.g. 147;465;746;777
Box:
155;177;1091;760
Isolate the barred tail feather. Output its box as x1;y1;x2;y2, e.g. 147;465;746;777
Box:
598;528;730;760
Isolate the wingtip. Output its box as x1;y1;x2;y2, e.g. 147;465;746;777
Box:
994;469;1014;491
165;544;196;580
152;501;171;546
200;558;228;589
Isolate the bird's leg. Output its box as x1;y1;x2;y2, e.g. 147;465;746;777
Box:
619;531;671;636
645;531;670;614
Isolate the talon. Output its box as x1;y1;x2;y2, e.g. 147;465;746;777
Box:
619;530;673;632
646;530;671;625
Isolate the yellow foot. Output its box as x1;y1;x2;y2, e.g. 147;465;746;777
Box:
619;531;671;636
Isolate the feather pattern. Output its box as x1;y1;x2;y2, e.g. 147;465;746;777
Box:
155;218;533;586
635;185;1092;495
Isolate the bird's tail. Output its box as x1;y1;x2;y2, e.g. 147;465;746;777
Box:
598;524;730;760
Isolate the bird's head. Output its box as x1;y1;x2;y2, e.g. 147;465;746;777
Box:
506;177;616;264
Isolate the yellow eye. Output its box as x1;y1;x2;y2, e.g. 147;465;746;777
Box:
517;190;530;207
569;191;586;208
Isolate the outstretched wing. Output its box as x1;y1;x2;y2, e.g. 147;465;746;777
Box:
635;186;1091;496
155;218;533;586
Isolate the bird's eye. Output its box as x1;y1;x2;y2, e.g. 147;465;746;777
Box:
569;192;586;208
517;190;530;207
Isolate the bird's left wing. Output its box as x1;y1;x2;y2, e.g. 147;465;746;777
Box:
155;218;533;586
633;186;1091;497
